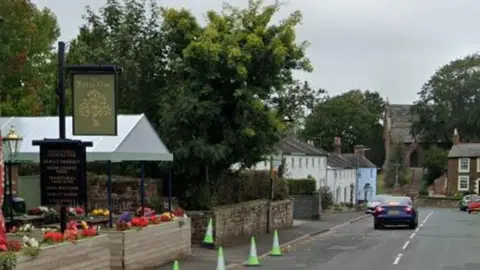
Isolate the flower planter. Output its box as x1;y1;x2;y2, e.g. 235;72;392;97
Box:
15;235;109;270
107;218;191;270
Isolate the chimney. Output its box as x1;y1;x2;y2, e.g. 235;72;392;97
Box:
453;128;460;145
333;137;341;154
354;145;365;157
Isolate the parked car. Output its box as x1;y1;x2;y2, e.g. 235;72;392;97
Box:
467;196;480;214
365;195;392;214
460;195;475;211
373;196;418;230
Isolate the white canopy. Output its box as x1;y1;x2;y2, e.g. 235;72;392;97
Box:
0;114;173;162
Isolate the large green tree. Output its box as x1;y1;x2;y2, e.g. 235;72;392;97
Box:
302;89;385;165
411;54;480;144
0;0;59;116
68;0;315;186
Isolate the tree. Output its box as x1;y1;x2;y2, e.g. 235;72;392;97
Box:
69;0;315;196
422;146;448;186
0;0;60;116
302;89;385;164
411;54;480;144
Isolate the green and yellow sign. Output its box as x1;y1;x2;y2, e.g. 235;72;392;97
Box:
72;73;117;135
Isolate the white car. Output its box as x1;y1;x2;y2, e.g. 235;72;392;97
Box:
366;195;392;214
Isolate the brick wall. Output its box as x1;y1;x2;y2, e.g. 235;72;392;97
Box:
188;199;293;246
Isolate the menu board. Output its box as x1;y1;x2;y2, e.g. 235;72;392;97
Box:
40;142;87;206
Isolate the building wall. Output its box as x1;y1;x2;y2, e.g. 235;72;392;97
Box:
356;168;377;201
236;155;328;190
447;157;480;195
326;168;356;204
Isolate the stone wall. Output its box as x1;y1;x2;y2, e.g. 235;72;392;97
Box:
415;196;460;208
291;194;321;220
188;199;293;246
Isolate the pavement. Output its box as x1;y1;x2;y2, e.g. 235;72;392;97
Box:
255;208;480;270
157;211;368;270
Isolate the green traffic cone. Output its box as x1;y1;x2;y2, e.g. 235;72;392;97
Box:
245;236;260;267
270;230;282;256
202;218;214;248
216;246;226;270
173;260;179;270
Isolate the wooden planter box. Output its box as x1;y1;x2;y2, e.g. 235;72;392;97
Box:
107;218;191;270
16;234;109;270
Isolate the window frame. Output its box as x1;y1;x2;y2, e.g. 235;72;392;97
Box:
458;175;470;191
459;158;470;173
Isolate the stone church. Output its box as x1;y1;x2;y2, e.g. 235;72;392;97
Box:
382;101;423;169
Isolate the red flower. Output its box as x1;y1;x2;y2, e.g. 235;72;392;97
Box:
6;240;22;252
131;217;149;227
173;208;185;217
75;207;85;215
64;229;77;242
43;232;63;243
149;215;161;224
81;227;97;237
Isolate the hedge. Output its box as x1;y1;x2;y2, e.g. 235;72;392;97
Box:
287;179;316;195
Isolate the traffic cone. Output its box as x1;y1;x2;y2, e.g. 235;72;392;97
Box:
202;218;214;248
269;230;282;256
216;246;226;270
173;260;179;270
245;236;260;267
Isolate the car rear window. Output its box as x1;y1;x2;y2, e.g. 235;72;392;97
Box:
384;197;411;205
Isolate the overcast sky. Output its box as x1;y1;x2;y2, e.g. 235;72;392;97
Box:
32;0;480;104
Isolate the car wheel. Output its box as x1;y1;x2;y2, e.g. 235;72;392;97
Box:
374;222;382;230
468;210;472;214
409;221;417;229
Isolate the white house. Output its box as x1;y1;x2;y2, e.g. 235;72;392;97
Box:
326;137;356;204
232;137;328;189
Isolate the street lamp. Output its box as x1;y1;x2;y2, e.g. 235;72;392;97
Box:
3;126;23;226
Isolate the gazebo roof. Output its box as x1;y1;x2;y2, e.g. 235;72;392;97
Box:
0;114;173;162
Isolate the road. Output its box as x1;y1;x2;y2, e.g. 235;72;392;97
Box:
259;208;480;270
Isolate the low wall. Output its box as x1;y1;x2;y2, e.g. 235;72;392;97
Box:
108;218;191;269
16;235;109;270
189;199;293;246
291;194;320;220
415;196;460;208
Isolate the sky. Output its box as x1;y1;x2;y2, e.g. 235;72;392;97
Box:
32;0;480;104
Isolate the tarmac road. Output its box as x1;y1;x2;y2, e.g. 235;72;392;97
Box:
258;208;480;270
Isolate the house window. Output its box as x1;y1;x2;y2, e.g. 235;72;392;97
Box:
458;175;469;191
477;158;480;172
459;158;470;172
264;160;267;167
291;158;294;169
305;157;308;168
299;158;302;169
312;158;314;168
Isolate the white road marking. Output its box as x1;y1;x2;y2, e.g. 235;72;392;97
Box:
393;253;403;265
392;211;434;265
402;240;410;250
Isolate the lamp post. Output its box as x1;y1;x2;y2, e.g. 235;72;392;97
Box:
2;126;23;227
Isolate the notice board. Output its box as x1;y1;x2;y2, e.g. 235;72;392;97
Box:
40;142;87;206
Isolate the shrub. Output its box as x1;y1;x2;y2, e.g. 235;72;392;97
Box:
318;186;334;210
287;179;316;195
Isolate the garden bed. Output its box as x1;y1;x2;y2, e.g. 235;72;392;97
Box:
16;234;109;270
107;217;191;269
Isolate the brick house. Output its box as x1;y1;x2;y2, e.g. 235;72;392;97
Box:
446;129;480;195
